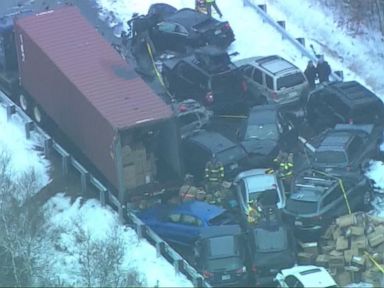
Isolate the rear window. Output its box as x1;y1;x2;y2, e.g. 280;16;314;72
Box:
277;72;306;90
346;136;363;158
286;199;318;214
216;145;246;164
314;151;347;165
208;235;238;256
253;227;288;252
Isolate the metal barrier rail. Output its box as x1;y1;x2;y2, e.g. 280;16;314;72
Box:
242;0;343;82
0;91;210;288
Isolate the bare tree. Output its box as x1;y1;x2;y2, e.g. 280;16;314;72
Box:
77;223;145;287
0;151;47;287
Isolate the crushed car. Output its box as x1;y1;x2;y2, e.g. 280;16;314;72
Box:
246;216;297;287
237;104;298;167
299;123;383;176
283;169;373;241
274;265;338;288
193;225;248;286
235;55;309;107
137;200;238;247
148;6;235;54
182;129;247;181
162;46;249;114
304;80;384;134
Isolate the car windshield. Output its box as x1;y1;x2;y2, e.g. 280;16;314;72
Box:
253;227;288;252
245;123;279;141
286;198;318;214
216;145;246;165
314;151;347;166
277;72;306;90
206;257;243;271
208;211;236;225
249;188;279;205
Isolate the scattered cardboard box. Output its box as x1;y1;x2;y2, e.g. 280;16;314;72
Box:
336;236;349;251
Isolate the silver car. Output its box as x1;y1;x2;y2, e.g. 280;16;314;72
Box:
236;55;309;106
233;169;286;217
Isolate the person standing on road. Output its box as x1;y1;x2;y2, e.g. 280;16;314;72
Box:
205;0;223;18
304;60;317;89
316;55;331;83
205;154;224;196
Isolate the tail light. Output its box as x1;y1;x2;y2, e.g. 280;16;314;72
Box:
271;92;279;101
203;271;214;278
235;266;246;275
206;92;214;104
224;23;231;30
348;118;353;124
179;104;187;112
241;80;248;93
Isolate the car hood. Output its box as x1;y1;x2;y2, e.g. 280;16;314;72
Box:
240;139;278;155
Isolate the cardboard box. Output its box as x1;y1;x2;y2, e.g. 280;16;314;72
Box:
347;225;365;237
336;236;349;251
299;241;319;255
321;244;336;254
352;255;366;267
322;224;336;240
336;214;357;228
122;145;134;165
368;232;384;247
335;271;352;287
298;252;316;265
332;227;342;240
344;249;354;264
123;164;136;188
351;235;368;249
345;266;362;284
328;254;345;269
315;254;329;267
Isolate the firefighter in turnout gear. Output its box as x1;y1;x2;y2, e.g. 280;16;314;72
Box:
179;174;200;202
246;199;262;225
276;151;294;193
205;154;224;197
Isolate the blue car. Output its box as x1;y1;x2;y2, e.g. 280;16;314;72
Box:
137;201;237;247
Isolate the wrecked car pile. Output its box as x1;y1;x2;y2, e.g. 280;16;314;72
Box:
119;3;384;287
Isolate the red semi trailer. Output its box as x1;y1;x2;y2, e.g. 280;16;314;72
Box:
0;6;183;203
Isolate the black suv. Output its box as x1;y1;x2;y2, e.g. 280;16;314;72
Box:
302;124;383;176
247;217;297;287
305;81;384;133
162;46;248;114
283;169;373;241
237;104;298;168
194;225;248;286
182;130;247;181
148;6;235;54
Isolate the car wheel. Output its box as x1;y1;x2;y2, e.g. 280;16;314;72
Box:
33;105;44;125
19;93;29;112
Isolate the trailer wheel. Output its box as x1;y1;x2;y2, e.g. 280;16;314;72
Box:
19;93;29;112
33;105;44;124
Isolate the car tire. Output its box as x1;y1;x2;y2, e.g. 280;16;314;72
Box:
33;104;45;125
19;93;29;112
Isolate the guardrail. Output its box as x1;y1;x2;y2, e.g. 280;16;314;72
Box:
0;91;210;288
242;0;343;82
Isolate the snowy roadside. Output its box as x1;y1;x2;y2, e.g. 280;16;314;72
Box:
0;100;192;287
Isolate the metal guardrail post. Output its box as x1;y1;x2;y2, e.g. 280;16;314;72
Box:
277;20;286;29
136;224;146;239
24;121;34;139
156;241;165;257
6;104;15;121
43;138;52;158
296;37;305;46
174;259;184;275
80;171;89;196
193;276;204;287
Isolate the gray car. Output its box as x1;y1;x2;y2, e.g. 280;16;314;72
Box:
236;55;309;107
233;169;286;218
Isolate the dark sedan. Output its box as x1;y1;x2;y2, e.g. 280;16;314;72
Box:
237;104;298;168
194;225;248;286
149;7;235;53
137;201;237;247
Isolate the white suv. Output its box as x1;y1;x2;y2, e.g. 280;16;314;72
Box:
236;55;309;106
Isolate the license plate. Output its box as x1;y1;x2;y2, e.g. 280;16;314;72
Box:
222;274;231;280
289;91;298;97
214;29;222;35
230;163;238;170
295;220;303;226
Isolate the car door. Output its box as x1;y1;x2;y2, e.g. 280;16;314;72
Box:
155;212;185;244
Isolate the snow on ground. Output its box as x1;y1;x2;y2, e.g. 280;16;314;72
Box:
0;100;191;287
0;103;50;194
